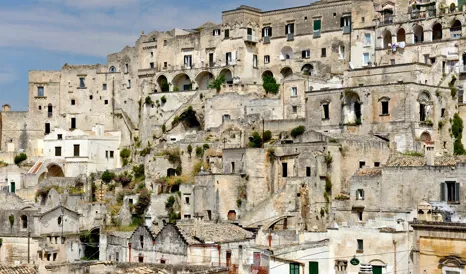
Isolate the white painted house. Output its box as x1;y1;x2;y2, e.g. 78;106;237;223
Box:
42;125;121;177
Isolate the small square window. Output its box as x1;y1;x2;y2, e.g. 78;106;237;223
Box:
322;104;330;120
356;189;364;200
150;62;154;68
110;151;114;158
163;40;167;46
333;13;336;17
304;16;308;21
390;59;395;65
374;162;380;167
291;87;298;97
213;29;220;36
302;49;310;58
55;147;62;156
185;197;190;204
71;99;75;105
151;52;154;57
292;106;298;113
321;48;326;57
57;134;63;140
105;100;109;105
381;101;389;115
90;95;93;100
306;167;311;177
357;239;364;251
264;55;270;64
441;108;446;117
359;161;365;168
164;62;168;68
361;17;365;23
103;84;107;90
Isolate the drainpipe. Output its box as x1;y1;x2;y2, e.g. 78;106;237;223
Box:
268;233;272;247
393;240;397;274
128;243;132;262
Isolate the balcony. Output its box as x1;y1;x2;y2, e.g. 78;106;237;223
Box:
451;28;462;39
343;25;351;34
263;36;271;44
313;30;321;38
410;9;436;20
287;33;294;41
380;16;393;26
244;34;258;43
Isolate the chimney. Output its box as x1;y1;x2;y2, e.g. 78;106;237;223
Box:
425;144;435;166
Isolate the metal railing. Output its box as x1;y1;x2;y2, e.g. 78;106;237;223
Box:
287;33;294;41
313;30;321;38
343;25;351;34
263;36;271;44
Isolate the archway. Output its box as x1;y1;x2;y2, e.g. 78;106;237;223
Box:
382;30;392;48
195;71;214;90
451;20;462;38
397;28;406;43
262;70;273;79
280;67;293;79
413;25;424;43
219;69;233;84
280;46;294;60
301;64;314;76
343;91;362;124
80;227;100;260
47;164;64;177
432;23;443;40
157;75;169;92
172;73;192;91
420;132;432;142
38;172;47;184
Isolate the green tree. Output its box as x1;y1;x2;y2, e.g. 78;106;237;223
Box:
263;130;272;142
208;74;226;92
14;153;27;165
187;144;193;156
291;125;306;138
262;75;280;94
452;113;466;155
248;132;263;148
101;170;116;183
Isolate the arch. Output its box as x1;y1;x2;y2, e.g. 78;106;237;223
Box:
195;71;214;90
280;67;293;79
109;66;116;73
420;131;432;142
397;28;406;43
451;20;462;38
382;30;392;48
38;172;47;184
262;70;273;79
450;3;456;12
156;75;169;92
418;91;432;102
368;259;387;265
81;227;100;260
301;64;314;76
219;68;233;84
413;25;424;43
280;46;294;60
47;164;64;177
172;73;192;91
432;23;443;40
343;91;362;124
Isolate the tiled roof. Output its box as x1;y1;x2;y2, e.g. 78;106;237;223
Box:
386;155;466;167
176;222;254;244
0;265;38;274
355;168;382;177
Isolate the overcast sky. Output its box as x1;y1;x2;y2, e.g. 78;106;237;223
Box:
0;0;312;110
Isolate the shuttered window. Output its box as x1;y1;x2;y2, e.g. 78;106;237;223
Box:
314;20;322;31
309;261;319;274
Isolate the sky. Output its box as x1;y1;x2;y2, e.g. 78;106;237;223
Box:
0;0;312;111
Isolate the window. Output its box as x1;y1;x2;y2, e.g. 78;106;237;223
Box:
110;151;114;158
21;215;27;229
282;162;288;177
57;134;63;140
292;106;298;113
262;27;272;37
363;53;370;65
163;40;167;46
163;62;167;68
231;162;235;173
321;48;326;57
38;87;44;97
184;55;192;68
441;108;446;117
264;55;270;64
340;16;351;27
339;45;345;59
90;95;93;100
140;235;144;249
109;66;116;72
225;29;230;39
103;84;107;91
306;167;311;177
222;114;231;122
253;55;258;68
290;263;300;274
209;53;214;67
115;252;119;262
302;49;310;58
322;104;330;120
357;239;364;252
105;151;108;158
71;118;76;129
73;145;80;157
213;29;220;36
359;161;365;168
372;266;383;274
381;101;389;115
45;123;51;134
309;261;319;274
39;106;42;110
356;189;364;200
71;99;75;105
226;52;232;65
127;80;131;88
364;33;371;45
247;27;252;36
55;147;62;157
58;216;62;225
391;59;395;65
79;77;85;88
291;87;298;97
105;100;109;105
185;197;190;204
361;17;365;23
285;23;295;34
150;62;154;68
313;19;322;36
374;162;380;167
440;181;460;203
150;52;153;57
420;103;426;121
125;63;129;73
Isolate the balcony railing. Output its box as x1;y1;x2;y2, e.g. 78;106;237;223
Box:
263;36;271;44
313;30;321;38
410;9;436;20
245;35;258;43
380;16;393;26
287;33;294;41
343;25;351;34
451;28;462;39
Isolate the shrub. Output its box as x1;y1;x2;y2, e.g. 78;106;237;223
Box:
14;153;27;165
161;96;167;104
263;130;272;143
187;144;193;156
452;113;466;155
248;131;263;148
203;144;210;150
236;199;242;208
132;164;145;179
195;146;204;158
290;126;306;138
139;147;151;157
134;188;150;215
162;124;166;133
192;160;209;176
120;148;131;159
9;215;14;227
262;75;280;94
208;74;226;92
101;170;116;183
163;148;181;166
145;96;154;105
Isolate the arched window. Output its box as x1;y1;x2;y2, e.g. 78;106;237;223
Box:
413;25;424;43
21;215;27;229
382;30;392;48
109;66;116;73
432;23;443;40
397;28;406;43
